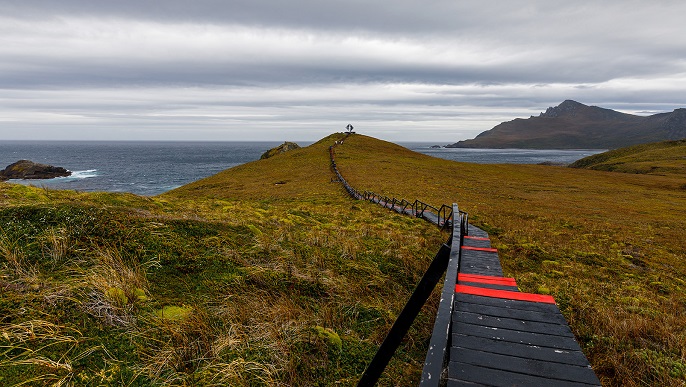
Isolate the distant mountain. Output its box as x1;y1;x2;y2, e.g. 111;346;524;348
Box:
447;100;686;149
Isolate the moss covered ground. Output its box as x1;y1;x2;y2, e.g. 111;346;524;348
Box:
1;133;685;386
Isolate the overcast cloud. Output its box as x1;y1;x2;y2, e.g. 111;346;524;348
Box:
1;0;685;141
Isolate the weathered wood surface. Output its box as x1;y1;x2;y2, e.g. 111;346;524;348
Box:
447;226;601;386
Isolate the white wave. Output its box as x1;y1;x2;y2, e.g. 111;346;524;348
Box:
69;169;98;179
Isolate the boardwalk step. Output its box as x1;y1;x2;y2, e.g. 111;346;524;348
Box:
456;284;556;304
461;246;498;253
454;302;568;325
459;282;519;291
451;322;583;350
448;359;600;386
453;310;575;337
458;273;516;286
453;334;594;367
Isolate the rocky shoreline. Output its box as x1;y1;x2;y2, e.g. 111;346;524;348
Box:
0;160;71;181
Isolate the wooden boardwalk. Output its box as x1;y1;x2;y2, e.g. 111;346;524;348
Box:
329;138;599;386
447;226;600;386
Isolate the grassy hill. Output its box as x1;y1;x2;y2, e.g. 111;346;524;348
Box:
570;139;686;177
2;133;686;386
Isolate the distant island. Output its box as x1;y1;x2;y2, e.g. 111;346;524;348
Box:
0;159;71;181
448;100;686;149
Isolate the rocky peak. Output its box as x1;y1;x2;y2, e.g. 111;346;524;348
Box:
539;100;586;118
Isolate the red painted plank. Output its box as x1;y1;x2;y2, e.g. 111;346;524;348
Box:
461;246;498;253
455;284;556;304
458;273;517;286
464;236;490;241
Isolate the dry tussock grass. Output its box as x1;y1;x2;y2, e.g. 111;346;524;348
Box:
82;247;156;327
136;306;278;385
0;319;108;386
0;233;39;288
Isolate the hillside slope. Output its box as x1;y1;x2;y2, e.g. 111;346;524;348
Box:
2;133;685;386
448;100;686;149
167;133;343;201
569;139;686;176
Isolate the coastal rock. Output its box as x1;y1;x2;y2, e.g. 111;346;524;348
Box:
260;142;301;159
0;160;71;180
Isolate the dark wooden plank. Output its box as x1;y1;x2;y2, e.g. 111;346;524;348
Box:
448;362;600;387
451;322;581;350
422;211;440;225
462;240;491;249
460;251;502;265
447;379;486;387
458;267;504;277
453;311;574;337
454;302;568;325
466;226;489;239
459;257;504;276
456;293;561;314
458;281;519;291
452;334;593;367
451;348;601;385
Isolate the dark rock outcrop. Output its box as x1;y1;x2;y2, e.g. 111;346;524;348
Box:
260;142;301;159
0;160;71;180
448;100;686;149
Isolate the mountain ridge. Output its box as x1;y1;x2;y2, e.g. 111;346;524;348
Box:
448;100;686;149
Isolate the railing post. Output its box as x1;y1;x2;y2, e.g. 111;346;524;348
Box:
358;243;452;387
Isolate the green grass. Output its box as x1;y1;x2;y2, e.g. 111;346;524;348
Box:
570;139;686;176
2;133;685;386
1;148;446;385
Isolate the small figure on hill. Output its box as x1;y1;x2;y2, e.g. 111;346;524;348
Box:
346;124;355;134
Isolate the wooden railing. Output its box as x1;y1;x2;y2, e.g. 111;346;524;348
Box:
328;135;470;386
420;204;467;386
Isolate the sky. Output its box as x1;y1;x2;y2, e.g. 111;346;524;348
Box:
1;0;685;142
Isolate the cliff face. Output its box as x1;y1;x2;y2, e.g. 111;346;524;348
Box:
0;160;71;180
448;100;686;149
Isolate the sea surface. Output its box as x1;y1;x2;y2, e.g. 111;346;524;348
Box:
0;141;284;196
403;143;604;165
1;141;604;196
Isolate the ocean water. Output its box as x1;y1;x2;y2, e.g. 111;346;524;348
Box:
0;141;284;196
402;143;604;165
1;141;603;196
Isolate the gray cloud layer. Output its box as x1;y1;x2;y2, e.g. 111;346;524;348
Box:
1;0;685;141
